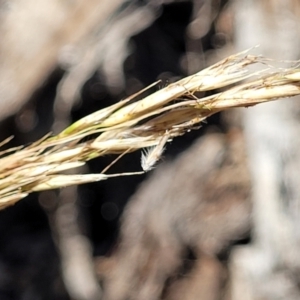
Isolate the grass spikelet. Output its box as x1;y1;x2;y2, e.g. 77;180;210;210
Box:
0;50;300;209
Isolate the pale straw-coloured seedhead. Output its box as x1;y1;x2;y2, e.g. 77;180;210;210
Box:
0;50;300;209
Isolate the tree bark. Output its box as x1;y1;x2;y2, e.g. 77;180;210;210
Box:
230;1;300;299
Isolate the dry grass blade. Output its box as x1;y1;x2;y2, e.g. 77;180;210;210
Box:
1;50;300;209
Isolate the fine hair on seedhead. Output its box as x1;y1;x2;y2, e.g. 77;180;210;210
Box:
141;132;170;172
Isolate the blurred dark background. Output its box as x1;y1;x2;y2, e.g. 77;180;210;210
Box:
1;0;300;299
0;1;227;298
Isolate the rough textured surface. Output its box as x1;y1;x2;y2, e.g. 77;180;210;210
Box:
231;1;300;299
